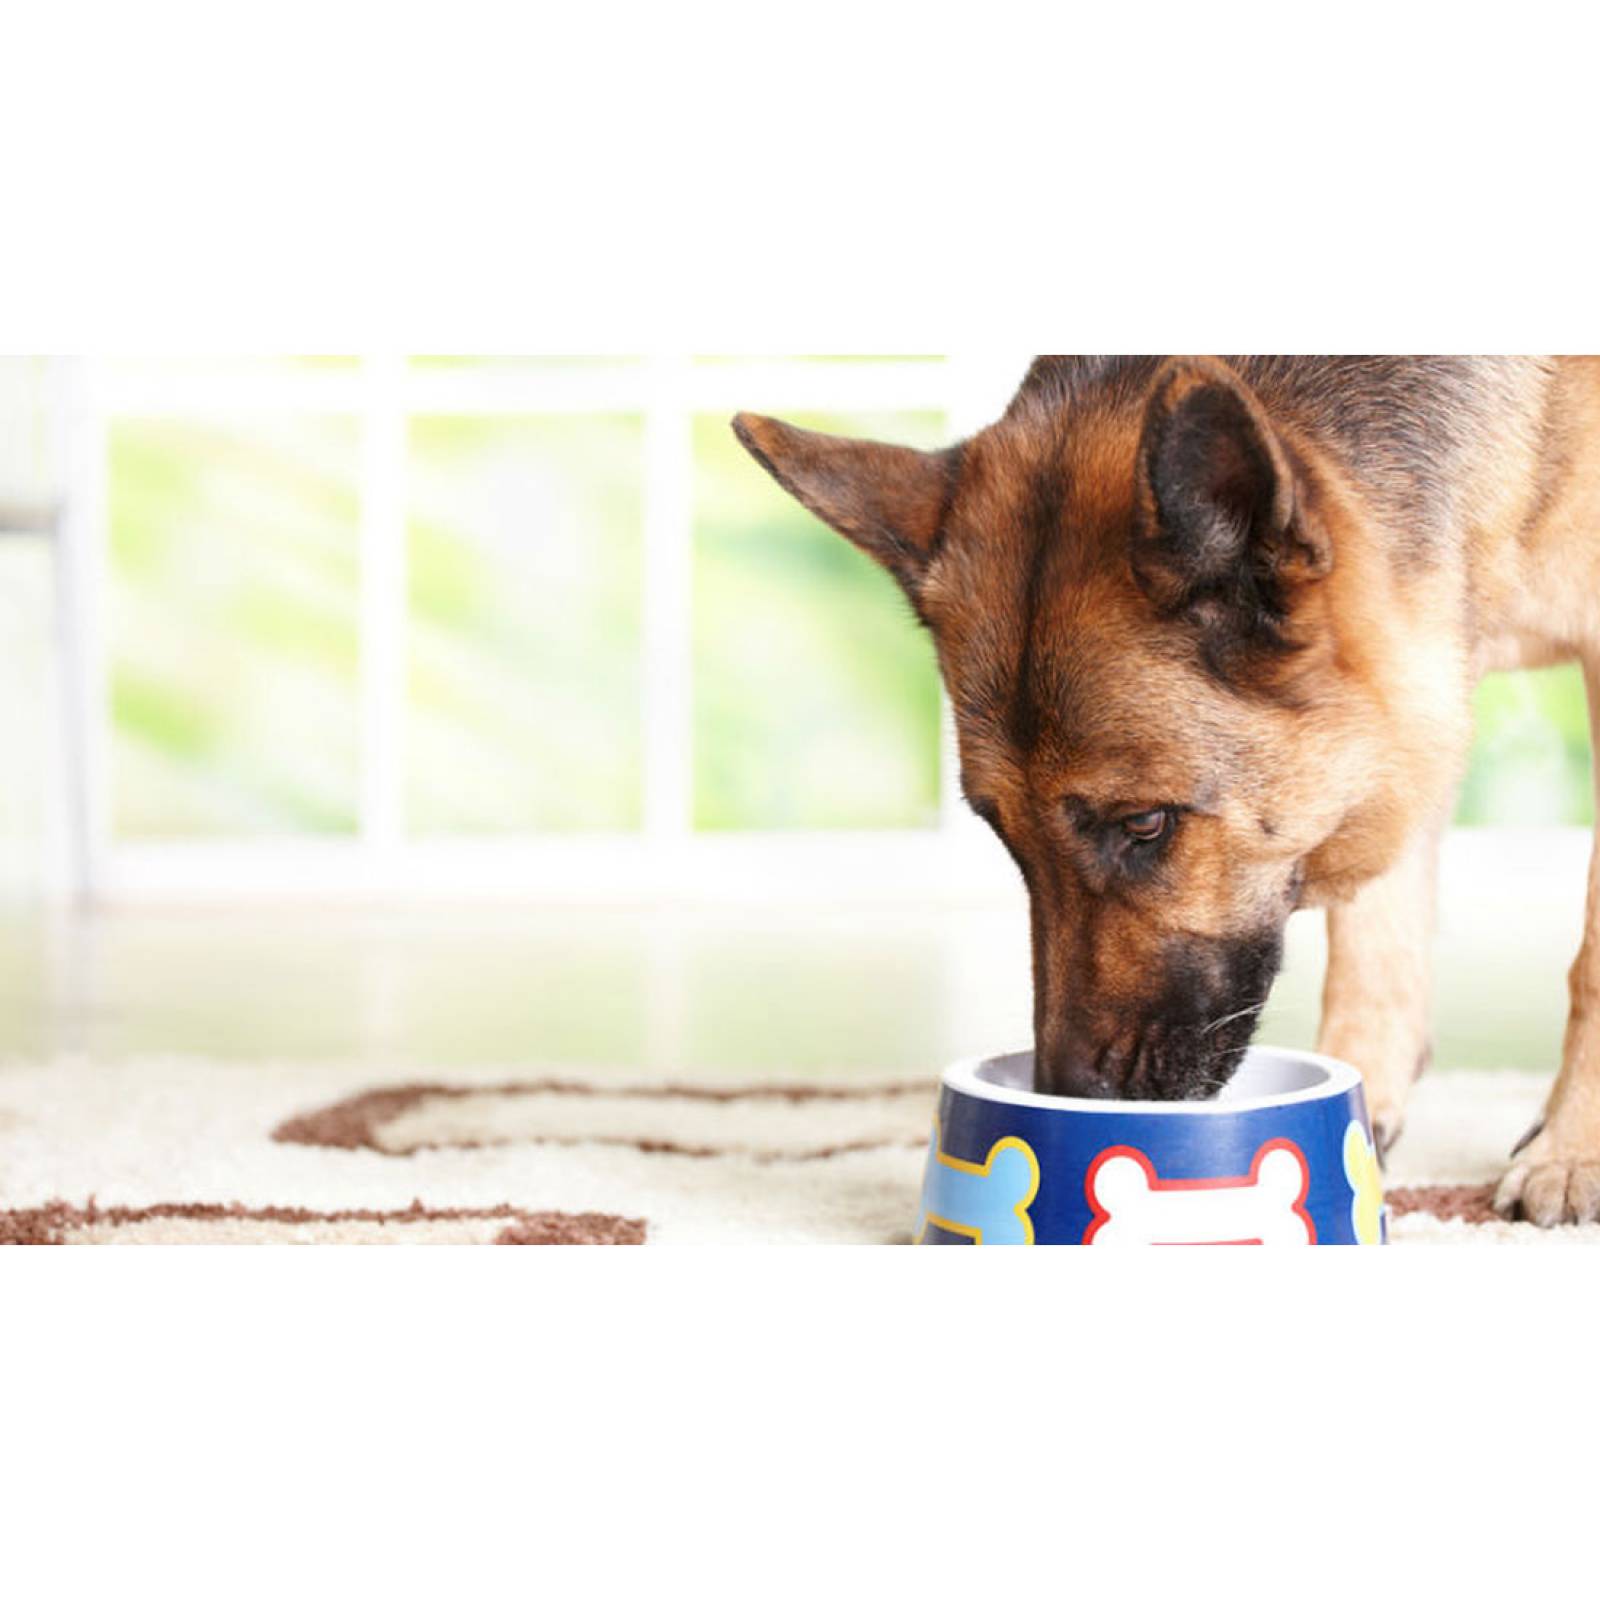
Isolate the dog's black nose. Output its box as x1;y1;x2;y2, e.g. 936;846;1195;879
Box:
1032;1033;1122;1099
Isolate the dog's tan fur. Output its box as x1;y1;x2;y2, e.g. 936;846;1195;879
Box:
735;356;1600;1226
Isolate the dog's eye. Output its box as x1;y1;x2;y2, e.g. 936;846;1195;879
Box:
1119;808;1173;845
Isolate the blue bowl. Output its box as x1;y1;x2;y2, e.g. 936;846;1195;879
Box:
917;1046;1386;1246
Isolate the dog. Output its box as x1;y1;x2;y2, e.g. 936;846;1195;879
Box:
733;356;1600;1227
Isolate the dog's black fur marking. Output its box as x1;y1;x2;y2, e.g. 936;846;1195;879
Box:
1137;379;1305;686
1014;355;1544;568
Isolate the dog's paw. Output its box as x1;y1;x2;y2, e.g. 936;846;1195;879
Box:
1368;1103;1405;1169
1316;1026;1425;1171
1494;1127;1600;1227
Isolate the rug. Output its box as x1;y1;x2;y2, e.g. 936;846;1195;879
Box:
0;1056;1593;1244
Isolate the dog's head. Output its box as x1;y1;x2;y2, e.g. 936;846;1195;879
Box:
735;357;1421;1099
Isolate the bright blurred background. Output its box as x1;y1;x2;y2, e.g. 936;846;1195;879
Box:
0;355;1593;1079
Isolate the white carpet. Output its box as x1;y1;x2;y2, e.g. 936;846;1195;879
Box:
0;1055;1588;1243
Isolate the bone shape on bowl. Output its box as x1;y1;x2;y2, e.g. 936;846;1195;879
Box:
918;1122;1040;1245
1085;1139;1314;1245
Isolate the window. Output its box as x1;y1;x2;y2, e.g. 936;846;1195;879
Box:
21;353;1592;901
406;411;646;834
109;414;362;837
81;355;1014;897
1462;665;1593;826
692;407;946;831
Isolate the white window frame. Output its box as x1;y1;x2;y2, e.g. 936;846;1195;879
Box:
66;355;1032;904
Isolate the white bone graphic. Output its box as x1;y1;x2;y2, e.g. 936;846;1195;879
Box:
1084;1139;1314;1245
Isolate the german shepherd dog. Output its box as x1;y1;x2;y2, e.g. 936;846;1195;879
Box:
734;356;1600;1227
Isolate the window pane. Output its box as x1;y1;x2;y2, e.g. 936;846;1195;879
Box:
1459;665;1593;826
407;414;644;833
693;409;946;831
109;417;361;836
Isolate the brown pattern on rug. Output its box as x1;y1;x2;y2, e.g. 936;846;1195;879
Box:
273;1077;939;1161
1387;1184;1500;1225
0;1199;646;1246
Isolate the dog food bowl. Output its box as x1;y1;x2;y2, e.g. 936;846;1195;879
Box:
917;1046;1386;1245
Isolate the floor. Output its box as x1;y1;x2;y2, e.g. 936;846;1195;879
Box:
0;831;1586;1081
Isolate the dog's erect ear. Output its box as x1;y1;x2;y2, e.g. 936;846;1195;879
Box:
1132;359;1332;645
731;413;957;595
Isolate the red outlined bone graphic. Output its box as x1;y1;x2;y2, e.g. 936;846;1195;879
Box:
1083;1138;1316;1245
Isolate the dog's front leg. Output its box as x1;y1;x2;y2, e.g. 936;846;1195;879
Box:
1495;663;1600;1226
1317;825;1441;1161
